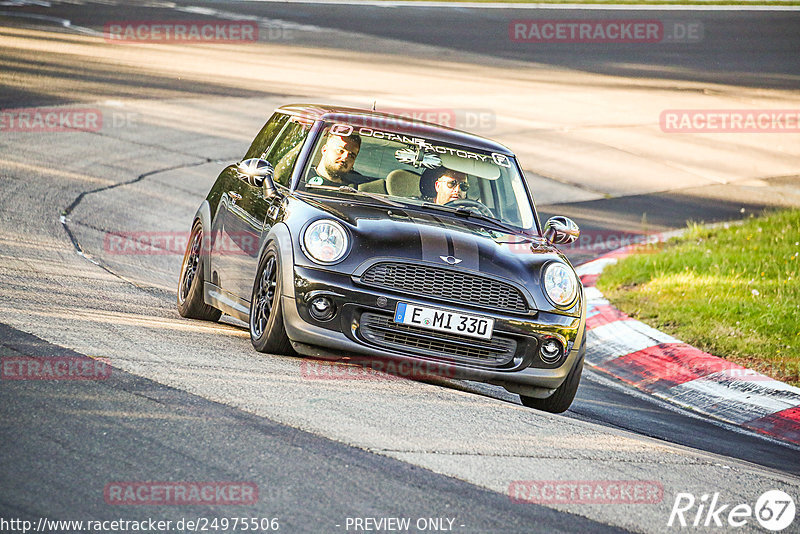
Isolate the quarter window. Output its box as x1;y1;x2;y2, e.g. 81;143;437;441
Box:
264;120;312;187
243;112;290;160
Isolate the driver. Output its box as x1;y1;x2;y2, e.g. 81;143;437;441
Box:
420;166;469;205
307;132;368;187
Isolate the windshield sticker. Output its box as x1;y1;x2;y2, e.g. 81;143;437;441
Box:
357;127;491;163
394;147;442;169
307;176;324;185
330;123;354;136
492;153;511;167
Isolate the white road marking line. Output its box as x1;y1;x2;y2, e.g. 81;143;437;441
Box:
0;11;101;35
576;257;618;277
0;306;250;336
587;320;680;365
666;373;800;424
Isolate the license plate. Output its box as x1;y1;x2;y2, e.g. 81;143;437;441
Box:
393;302;494;340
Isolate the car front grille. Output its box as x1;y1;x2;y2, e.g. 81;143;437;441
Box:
360;312;518;366
359;262;528;313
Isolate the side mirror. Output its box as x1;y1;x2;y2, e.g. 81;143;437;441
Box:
543;216;580;245
236;158;277;197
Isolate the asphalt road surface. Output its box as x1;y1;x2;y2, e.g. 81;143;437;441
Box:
1;1;799;533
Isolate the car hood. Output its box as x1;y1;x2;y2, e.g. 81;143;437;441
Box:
294;196;578;314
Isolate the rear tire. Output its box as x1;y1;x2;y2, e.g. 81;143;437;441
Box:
520;337;585;413
177;220;222;322
249;244;293;355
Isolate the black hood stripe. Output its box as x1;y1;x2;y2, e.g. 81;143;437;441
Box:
430;214;481;271
407;211;481;271
451;230;480;271
407;212;449;264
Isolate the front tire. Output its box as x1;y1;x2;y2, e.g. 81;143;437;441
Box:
250;244;293;355
520;337;585;413
177;220;221;322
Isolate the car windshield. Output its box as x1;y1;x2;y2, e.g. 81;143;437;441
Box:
296;121;537;231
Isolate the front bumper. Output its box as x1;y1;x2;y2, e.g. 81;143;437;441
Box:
283;265;586;393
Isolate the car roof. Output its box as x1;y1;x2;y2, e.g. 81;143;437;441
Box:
276;103;514;156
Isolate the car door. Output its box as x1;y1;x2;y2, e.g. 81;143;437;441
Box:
211;112;288;305
216;116;313;304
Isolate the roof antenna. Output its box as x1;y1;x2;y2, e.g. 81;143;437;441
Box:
372;100;376;111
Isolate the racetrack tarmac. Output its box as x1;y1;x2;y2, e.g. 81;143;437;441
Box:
1;2;799;532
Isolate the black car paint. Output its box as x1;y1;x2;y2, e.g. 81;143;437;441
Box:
189;105;586;401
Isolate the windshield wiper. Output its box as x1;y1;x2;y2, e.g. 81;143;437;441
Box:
302;184;405;208
302;186;524;234
419;202;522;234
340;186;408;208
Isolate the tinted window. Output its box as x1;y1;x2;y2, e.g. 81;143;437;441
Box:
297;122;535;230
243;112;289;160
264;119;312;187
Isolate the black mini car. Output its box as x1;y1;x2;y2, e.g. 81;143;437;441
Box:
178;104;585;412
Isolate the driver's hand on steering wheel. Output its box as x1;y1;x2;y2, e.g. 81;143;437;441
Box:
444;198;495;218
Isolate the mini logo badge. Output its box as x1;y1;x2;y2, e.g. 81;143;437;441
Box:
440;255;462;265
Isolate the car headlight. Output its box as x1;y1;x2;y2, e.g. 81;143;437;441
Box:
543;262;578;307
303;219;349;264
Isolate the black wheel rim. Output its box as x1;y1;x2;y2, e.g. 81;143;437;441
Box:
252;256;277;339
180;228;202;302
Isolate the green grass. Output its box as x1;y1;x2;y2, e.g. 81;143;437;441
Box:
597;209;800;387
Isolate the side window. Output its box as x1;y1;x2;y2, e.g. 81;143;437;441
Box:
243;112;289;160
264;120;312;187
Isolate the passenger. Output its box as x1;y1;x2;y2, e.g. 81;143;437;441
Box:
307;132;367;187
419;166;469;205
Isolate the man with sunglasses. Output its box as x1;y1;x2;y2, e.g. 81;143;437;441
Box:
420;166;470;205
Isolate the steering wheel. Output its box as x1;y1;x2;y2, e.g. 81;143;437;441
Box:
444;198;494;218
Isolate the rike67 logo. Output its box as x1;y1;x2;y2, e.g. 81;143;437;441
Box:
668;490;796;531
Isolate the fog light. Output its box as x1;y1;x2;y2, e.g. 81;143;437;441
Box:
540;338;563;363
309;296;335;321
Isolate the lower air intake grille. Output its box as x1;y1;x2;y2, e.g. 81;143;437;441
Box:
360;312;517;366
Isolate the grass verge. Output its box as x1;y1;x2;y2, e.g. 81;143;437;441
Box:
597;209;800;387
